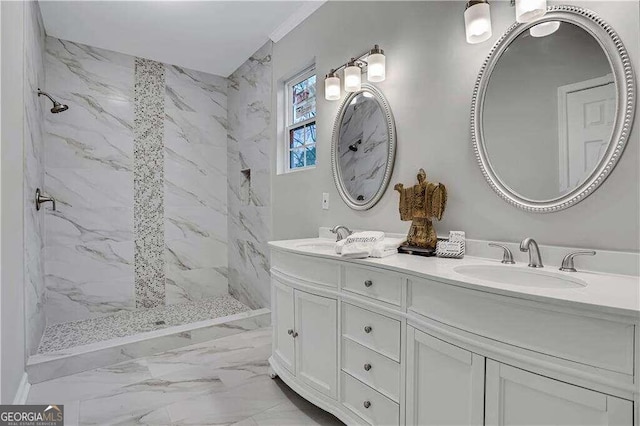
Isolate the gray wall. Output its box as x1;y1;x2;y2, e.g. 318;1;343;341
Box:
271;1;640;252
1;0;27;402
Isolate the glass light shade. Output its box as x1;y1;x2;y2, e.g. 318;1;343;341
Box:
344;65;362;92
530;21;560;37
515;0;547;23
324;75;341;101
464;2;492;44
367;53;386;82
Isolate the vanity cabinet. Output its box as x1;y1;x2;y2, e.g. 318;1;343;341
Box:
485;360;633;426
268;246;638;426
272;278;338;398
406;327;485;426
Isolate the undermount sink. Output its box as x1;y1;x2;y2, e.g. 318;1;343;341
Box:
454;265;587;289
295;241;336;251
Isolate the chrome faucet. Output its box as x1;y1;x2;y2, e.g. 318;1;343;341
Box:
520;238;543;268
331;225;353;242
559;251;596;272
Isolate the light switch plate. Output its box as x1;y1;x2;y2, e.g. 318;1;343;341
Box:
322;193;329;210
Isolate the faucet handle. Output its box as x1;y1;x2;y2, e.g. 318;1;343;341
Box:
559;251;596;272
489;243;515;264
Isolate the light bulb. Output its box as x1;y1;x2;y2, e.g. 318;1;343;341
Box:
324;71;341;101
344;59;362;92
464;1;492;44
516;0;547;23
530;21;560;37
367;45;386;82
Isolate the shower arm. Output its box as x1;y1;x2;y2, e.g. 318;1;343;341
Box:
37;89;55;103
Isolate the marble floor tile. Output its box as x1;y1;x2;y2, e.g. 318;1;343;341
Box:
28;327;343;426
27;359;152;404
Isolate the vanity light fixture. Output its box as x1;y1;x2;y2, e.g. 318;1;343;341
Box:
530;21;560;37
515;0;547;23
323;45;386;100
367;45;386;82
464;0;492;44
344;59;362;92
325;70;341;101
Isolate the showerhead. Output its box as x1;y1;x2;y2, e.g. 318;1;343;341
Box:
37;89;69;114
50;102;69;114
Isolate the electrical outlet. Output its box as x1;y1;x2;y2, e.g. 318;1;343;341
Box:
322;193;329;210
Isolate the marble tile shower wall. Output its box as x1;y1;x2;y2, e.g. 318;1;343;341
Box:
44;37;136;324
24;1;47;355
43;37;229;324
164;66;229;305
227;42;273;309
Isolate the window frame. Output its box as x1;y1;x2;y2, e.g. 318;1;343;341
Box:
284;66;317;173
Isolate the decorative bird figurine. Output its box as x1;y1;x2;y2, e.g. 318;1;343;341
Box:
394;169;447;254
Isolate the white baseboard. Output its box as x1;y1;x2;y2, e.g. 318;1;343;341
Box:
12;372;30;404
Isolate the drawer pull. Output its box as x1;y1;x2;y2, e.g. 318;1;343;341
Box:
287;329;298;338
363;400;371;409
364;280;373;287
287;329;293;335
363;363;372;371
364;325;372;334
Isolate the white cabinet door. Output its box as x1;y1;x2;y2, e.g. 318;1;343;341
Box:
294;290;338;398
486;360;633;426
272;279;295;374
406;327;485;426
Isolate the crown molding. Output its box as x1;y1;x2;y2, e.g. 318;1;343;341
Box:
269;1;326;43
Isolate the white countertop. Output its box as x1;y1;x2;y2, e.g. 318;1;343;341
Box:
269;238;640;318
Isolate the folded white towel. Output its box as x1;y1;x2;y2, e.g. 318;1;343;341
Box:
370;248;399;258
335;239;346;254
370;237;403;258
377;237;405;251
341;231;385;259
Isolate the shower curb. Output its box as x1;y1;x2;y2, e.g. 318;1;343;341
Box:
26;308;271;384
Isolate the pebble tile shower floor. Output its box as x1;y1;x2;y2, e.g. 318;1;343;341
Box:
38;295;250;353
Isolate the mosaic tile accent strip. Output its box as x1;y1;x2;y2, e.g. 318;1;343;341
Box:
37;295;250;353
134;58;166;308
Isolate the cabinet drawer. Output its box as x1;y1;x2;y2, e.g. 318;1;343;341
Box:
271;251;339;287
343;265;403;306
410;277;635;375
342;338;400;402
341;372;399;426
342;303;401;362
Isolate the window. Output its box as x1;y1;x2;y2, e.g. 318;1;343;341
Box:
285;67;316;172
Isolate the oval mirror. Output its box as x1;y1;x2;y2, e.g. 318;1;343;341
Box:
332;84;396;210
472;6;635;213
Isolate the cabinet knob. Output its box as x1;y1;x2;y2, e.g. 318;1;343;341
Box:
287;329;294;335
364;280;373;287
364;363;372;371
363;401;371;409
364;325;372;334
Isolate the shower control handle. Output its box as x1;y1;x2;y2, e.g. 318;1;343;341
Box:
35;188;56;211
